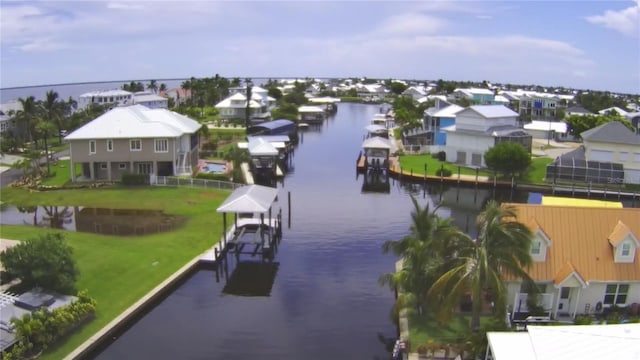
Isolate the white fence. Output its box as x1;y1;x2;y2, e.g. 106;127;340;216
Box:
151;175;243;191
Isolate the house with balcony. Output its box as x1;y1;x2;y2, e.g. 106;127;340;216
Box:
505;204;640;321
215;92;271;122
443;105;531;166
78;89;134;110
64;105;200;182
452;88;495;105
424;104;463;146
581;121;640;184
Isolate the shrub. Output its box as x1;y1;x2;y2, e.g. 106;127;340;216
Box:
574;315;593;325
121;173;148;185
435;168;452;177
437;151;446;161
195;173;229;181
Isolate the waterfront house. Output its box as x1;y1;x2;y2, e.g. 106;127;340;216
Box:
356;84;388;101
424;104;463;146
443;105;531;166
523;120;568;141
78;89;133;110
505;204;640;320
64;105;200;182
133;92;168;109
0;100;21;134
581;121;640;184
161;88;192;106
402;86;430;101
215;92;270;122
452;88;495;105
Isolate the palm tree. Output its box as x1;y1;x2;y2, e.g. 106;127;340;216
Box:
428;200;534;330
42;90;66;144
159;83;167;93
380;196;470;314
245;78;253;131
147;80;158;93
17;96;38;145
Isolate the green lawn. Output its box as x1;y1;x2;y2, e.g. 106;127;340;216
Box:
522;157;554;184
398;155;493;177
0;186;230;359
41;160;82;186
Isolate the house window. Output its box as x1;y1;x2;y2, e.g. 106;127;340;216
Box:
531;240;542;255
621;243;631;256
89;140;96;154
100;163;107;170
119;163;127;170
107;139;113;152
604;284;629;305
130;139;142;151
155;139;169;153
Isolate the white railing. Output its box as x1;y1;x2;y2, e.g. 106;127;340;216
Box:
151;176;242;191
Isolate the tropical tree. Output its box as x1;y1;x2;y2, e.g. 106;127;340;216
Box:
16;96;38;145
159;83;167;93
35;119;57;175
245;78;253;130
147;79;158;93
484;142;531;178
380;197;470;314
427;200;534;330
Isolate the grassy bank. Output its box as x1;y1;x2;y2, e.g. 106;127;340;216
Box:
41;160;83;187
398;155;492;177
0;186;230;359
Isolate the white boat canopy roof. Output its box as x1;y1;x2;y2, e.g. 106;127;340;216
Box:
366;124;387;133
308;96;341;103
216;185;279;214
248;137;279;156
362;136;392;150
298;105;326;113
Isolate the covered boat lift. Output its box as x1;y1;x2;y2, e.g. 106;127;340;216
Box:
361;136;392;171
298;105;326;124
216;185;282;259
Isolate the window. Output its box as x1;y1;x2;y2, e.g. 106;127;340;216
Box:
531;240;542;255
106;139;113;152
130;139;142;151
119;163;127;170
100;163;107;170
604;284;629;305
137;162;153;174
621;243;631;256
89;140;96;154
155;139;169;153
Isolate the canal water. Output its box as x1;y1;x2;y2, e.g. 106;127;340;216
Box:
86;103;635;359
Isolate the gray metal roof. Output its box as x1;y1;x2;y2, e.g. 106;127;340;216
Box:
581;121;640;145
460;105;519;118
216;185;279;213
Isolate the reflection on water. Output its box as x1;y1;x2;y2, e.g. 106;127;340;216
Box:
0;206;185;236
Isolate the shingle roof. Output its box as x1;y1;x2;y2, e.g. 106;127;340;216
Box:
64;105;200;140
507;204;640;283
580;121;640;145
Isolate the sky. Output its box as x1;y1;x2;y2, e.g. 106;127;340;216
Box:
1;0;639;94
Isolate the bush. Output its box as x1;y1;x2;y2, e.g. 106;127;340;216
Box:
435;168;452;177
0;233;78;294
195;173;229;181
437;151;446;161
121;173;148;185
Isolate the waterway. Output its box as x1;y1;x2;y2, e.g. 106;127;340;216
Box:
80;102;636;359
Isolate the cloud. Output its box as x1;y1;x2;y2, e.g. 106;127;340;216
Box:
586;1;640;37
15;38;68;53
376;13;446;35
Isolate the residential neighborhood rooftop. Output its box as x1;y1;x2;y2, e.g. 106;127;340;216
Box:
580;121;640;145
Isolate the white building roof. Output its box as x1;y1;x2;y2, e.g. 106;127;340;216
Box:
248;137;279;156
298;105;325;113
308;96;341;104
455;87;494;96
598;106;629;116
465;105;519;118
488;324;640;360
432;104;463;118
134;94;168;103
524;120;567;133
79;89;132;98
494;95;510;103
64;105;200;140
215;93;262;109
362;136;392;149
0;100;23;114
216;185;279;214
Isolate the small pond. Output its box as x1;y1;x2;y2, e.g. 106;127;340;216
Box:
0;206;186;236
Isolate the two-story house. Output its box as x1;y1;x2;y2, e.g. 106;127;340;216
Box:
424;104;463;146
64;105;200;182
78;89;134;110
443;105;532;166
505;204;640;320
452;88;495;105
581;121;640;184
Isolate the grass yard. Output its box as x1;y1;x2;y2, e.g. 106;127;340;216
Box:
0;186;231;359
522;157;554;184
398;155;493;177
41;160;82;186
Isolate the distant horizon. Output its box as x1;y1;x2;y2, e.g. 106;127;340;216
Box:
1;76;638;96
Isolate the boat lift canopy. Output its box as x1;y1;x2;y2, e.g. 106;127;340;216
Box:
362;136;392;150
216;185;279;214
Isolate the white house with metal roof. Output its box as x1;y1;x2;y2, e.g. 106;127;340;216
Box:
581;121;640;184
443;105;532;166
78;89;134;110
64;105;201;182
215;91;272;122
133;92;168;109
